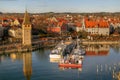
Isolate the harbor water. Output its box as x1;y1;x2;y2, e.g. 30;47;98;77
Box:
0;45;120;80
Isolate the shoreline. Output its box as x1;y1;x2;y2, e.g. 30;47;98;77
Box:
0;40;120;54
81;40;120;45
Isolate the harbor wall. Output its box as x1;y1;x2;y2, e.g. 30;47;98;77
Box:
82;41;120;45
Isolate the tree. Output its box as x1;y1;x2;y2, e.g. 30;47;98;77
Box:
109;25;115;34
78;30;88;39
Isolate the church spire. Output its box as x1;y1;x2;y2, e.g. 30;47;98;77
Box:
23;10;30;24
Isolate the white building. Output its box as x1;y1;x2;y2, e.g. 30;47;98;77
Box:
85;20;109;36
9;28;22;38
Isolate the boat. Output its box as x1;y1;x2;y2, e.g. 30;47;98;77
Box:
72;37;85;56
49;49;61;59
58;53;83;69
49;40;66;60
58;37;84;69
59;63;82;68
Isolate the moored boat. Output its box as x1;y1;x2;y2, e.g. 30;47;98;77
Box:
58;37;84;69
72;37;85;55
50;49;61;59
58;53;83;69
59;63;82;68
49;40;66;60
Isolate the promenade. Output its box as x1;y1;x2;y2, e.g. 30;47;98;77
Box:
0;39;58;54
82;40;120;45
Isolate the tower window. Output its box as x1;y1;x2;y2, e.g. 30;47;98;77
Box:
28;25;30;27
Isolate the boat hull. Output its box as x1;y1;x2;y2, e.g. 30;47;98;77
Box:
49;54;61;59
59;63;82;68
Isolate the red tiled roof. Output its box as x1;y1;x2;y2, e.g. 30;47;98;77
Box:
58;22;63;27
47;27;61;33
74;22;82;27
98;21;109;28
85;19;109;28
85;20;97;28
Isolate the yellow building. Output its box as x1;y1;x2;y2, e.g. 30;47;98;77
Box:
22;10;31;46
14;19;20;26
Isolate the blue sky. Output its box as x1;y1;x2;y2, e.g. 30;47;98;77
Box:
0;0;120;13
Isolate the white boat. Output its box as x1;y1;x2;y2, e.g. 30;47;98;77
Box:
49;40;66;60
50;49;61;59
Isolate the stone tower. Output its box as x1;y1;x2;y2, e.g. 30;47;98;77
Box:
22;10;31;46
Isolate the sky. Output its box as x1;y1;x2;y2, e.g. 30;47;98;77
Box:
0;0;120;13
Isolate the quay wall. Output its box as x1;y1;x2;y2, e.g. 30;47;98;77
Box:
0;41;57;54
82;41;120;45
0;40;119;54
0;48;32;54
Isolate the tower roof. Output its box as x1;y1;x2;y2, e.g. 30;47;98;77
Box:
23;10;30;24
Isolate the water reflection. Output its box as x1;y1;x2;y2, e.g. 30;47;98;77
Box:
111;45;120;54
0;45;120;80
96;63;120;80
23;52;32;80
85;45;110;56
49;44;120;79
50;58;60;63
10;52;32;80
10;53;23;61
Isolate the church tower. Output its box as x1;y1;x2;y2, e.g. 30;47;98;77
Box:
22;10;31;46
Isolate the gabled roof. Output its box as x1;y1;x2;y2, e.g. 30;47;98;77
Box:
85;20;97;28
98;21;109;28
74;22;82;27
85;18;109;28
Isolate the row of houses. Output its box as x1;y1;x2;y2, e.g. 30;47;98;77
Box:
0;18;22;42
46;15;120;36
0;14;120;42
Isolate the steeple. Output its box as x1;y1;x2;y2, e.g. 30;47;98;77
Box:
23;10;30;24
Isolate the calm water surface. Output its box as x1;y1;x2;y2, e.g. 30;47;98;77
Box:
0;45;120;80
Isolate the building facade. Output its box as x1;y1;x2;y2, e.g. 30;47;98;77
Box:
22;10;31;46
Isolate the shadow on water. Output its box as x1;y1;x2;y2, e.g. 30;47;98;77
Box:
110;45;120;54
33;48;51;61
